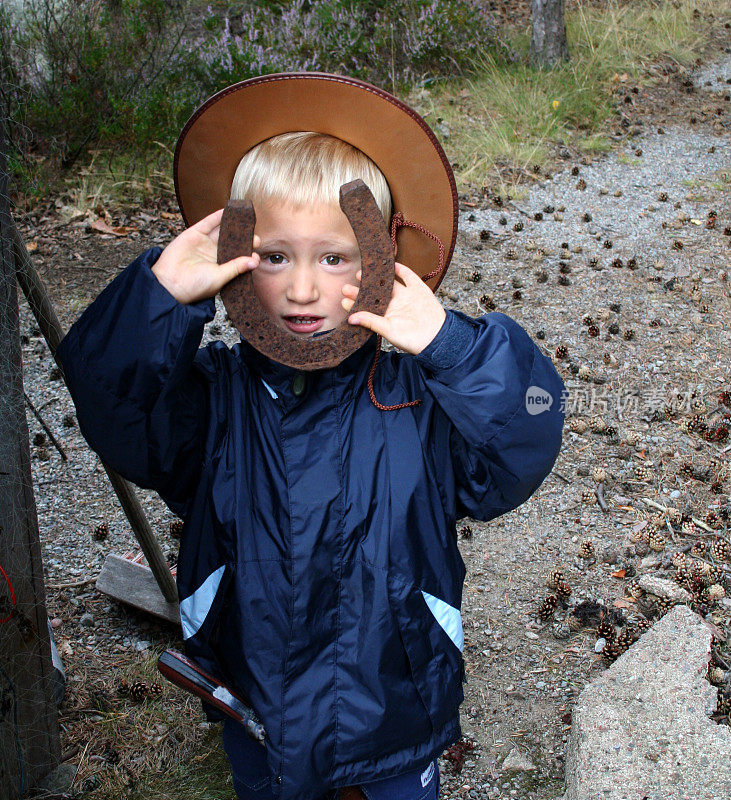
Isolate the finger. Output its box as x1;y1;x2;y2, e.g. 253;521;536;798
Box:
253;234;261;249
220;254;259;284
347;310;385;336
394;261;419;285
341;283;359;298
341;297;355;312
192;208;225;235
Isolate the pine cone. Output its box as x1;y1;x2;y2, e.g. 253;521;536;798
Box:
556;581;572;601
708;666;726;686
589;417;607;433
602;639;624;664
116;678;130;697
537;595;559;620
128;681;149;702
710;538;730;562
547;569;565;590
578;540;595;560
634;616;652;633
581;489;597;505
692;540;709;556
633;465;651;481
170;519;184;539
596;618;615;641
93;522;109;542
647;530;666;552
569;418;588;434
615;629;634;652
653;596;674;616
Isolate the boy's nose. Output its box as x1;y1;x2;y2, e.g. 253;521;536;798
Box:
286;262;319;304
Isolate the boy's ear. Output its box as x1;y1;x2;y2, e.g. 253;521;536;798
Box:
217;180;394;371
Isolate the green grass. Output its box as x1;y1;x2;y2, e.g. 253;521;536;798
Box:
414;0;721;192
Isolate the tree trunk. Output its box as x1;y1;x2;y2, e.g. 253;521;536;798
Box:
530;0;569;68
0;111;61;799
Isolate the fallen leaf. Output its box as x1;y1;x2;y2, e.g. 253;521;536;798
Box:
58;638;74;656
90;218;116;235
614;598;635;608
561;712;572;725
611;569;626;578
26;241;38;252
111;225;138;236
160;211;180;220
90;218;137;237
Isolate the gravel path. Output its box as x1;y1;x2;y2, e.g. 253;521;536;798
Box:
16;54;731;800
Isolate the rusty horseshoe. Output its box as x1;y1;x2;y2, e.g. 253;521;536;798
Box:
217;179;394;370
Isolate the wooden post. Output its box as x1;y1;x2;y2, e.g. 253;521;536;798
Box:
11;223;179;604
0;114;61;798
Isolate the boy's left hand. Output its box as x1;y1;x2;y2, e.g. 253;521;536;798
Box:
341;262;446;355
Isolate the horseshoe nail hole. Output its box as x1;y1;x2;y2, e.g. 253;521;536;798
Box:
244;322;251;327
258;336;264;341
379;279;385;286
375;300;381;306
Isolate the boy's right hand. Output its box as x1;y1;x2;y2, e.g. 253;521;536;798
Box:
152;208;260;305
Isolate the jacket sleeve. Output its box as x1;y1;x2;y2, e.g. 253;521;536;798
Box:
414;309;565;522
56;247;217;518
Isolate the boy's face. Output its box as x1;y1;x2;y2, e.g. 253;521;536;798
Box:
251;199;361;337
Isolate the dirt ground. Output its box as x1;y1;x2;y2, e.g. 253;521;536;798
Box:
9;10;731;800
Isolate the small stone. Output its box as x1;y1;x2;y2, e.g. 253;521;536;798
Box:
638;575;692;603
594;637;607;653
79;613;94;628
502;748;536;772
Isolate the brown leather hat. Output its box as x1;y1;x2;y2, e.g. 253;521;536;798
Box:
174;72;458;291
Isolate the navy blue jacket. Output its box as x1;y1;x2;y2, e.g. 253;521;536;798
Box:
57;248;565;799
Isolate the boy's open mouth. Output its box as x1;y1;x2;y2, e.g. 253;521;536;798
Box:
283;315;324;333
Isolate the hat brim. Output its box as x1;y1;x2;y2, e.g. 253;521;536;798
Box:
174;72;458;290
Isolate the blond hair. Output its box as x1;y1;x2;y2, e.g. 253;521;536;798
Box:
230;132;392;222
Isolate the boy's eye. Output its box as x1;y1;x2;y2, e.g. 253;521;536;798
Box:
323;255;343;266
264;253;286;265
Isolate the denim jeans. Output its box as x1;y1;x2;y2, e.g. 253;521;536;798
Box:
222;719;440;800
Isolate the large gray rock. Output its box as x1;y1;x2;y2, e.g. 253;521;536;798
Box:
563;605;731;800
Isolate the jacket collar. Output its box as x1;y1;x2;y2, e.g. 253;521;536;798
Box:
236;330;380;400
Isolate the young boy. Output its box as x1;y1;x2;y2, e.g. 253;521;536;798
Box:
57;74;565;800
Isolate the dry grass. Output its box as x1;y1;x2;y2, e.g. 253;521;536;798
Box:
54;645;235;800
413;0;723;193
